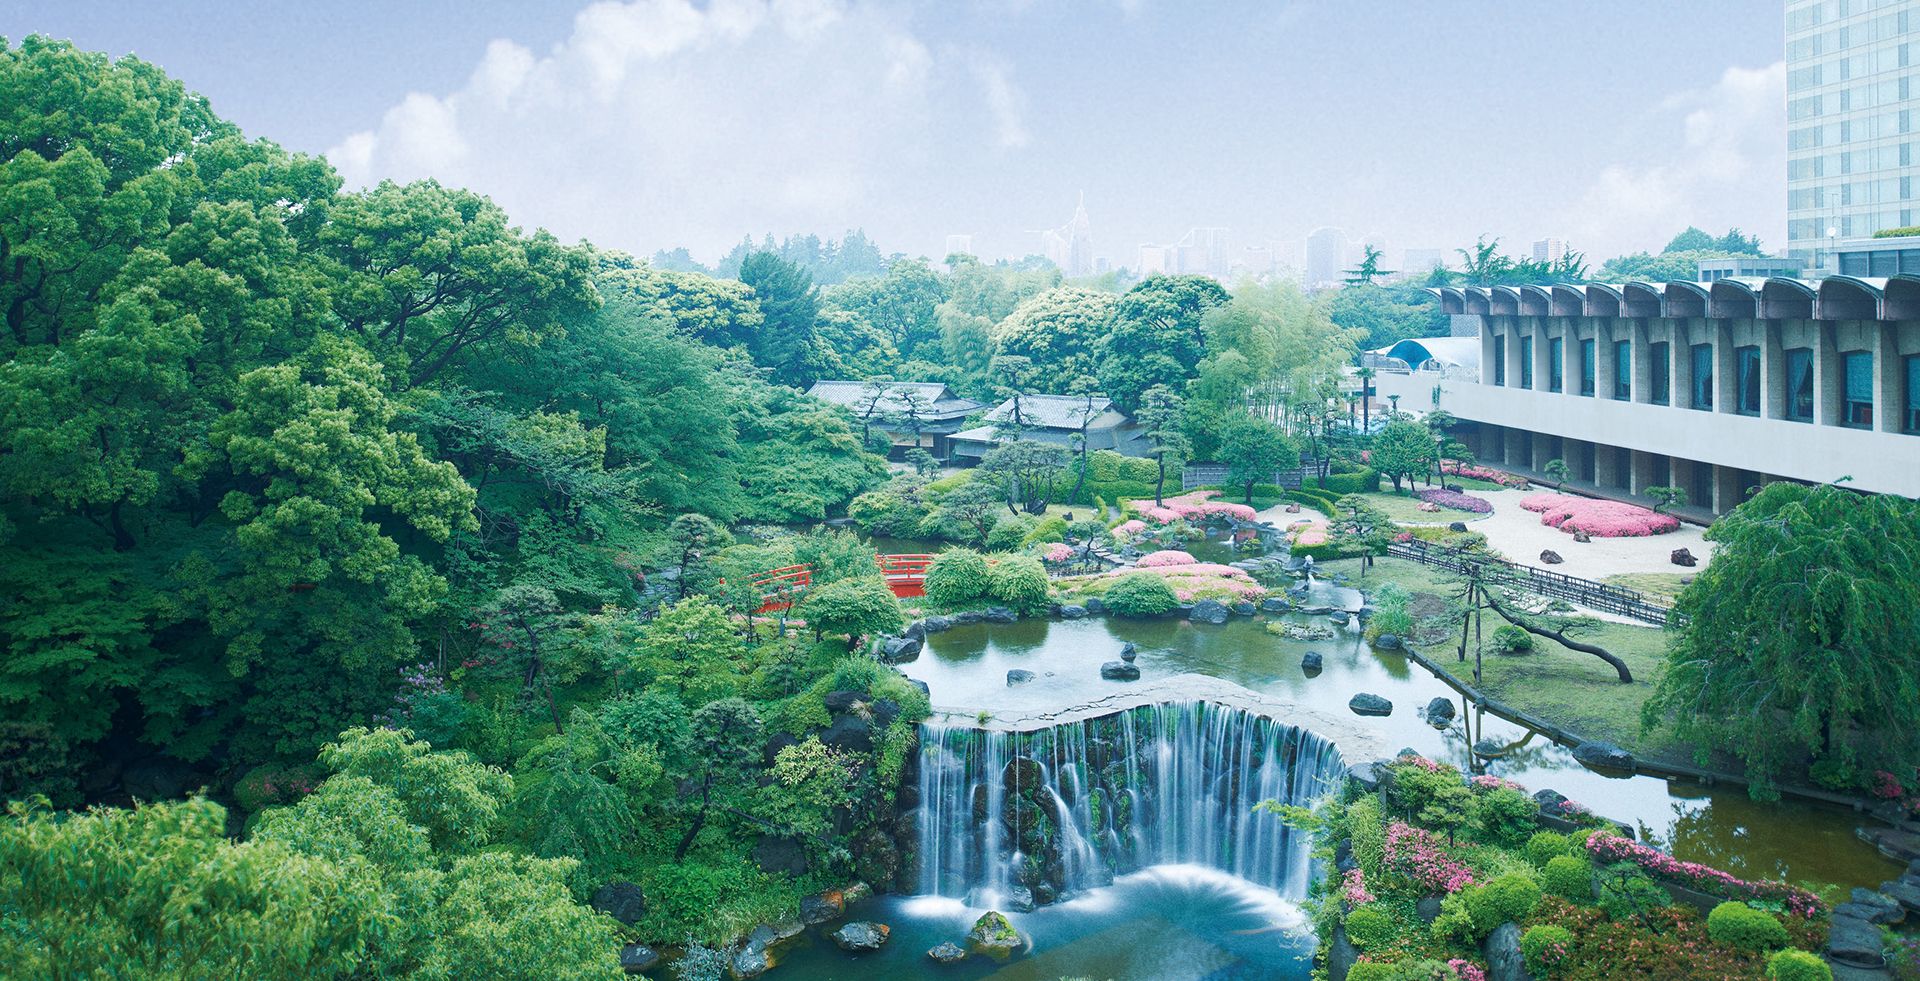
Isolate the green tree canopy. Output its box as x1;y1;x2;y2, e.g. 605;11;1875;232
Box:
1370;419;1439;492
989;285;1115;381
1095;274;1230;411
1216;412;1296;504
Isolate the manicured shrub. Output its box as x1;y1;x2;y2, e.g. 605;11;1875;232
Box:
1765;949;1832;981
923;549;992;609
987;556;1050;615
1523;830;1571;867
1470;786;1539;846
1706;901;1790;952
1020;514;1068;547
986;513;1038;552
1518;492;1680;537
1542;855;1593;902
1346;794;1388;879
1347;961;1454;981
1519;924;1574;977
1320;470;1381;494
1474;873;1543;928
1416;487;1493;513
1343;905;1397;951
1136;549;1198;568
1102;572;1180;618
1489;624;1533;654
1345;964;1396;981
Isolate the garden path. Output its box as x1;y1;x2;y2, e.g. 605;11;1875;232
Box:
1468;488;1715;579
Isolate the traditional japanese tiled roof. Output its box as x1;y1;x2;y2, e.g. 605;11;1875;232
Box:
806;381;981;419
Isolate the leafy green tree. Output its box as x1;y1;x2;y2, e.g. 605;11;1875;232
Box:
673;698;765;861
990;285;1115;381
1136;384;1189;505
1095;274;1231;411
315;727;513;852
739;251;824;386
1646;485;1688;513
1371;419;1438;492
633;596;745;704
658;514;733;600
979;439;1069;514
728;374;889;522
799;577;904;648
1324;283;1446;351
1343;244;1393;285
1542;458;1571;487
822;258;946;359
1216;412;1296;504
598;259;763;349
924;480;1002;545
1643;483;1920;795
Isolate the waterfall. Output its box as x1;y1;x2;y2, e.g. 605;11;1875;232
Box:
914;701;1343;907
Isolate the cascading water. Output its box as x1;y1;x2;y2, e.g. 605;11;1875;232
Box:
914;701;1343;908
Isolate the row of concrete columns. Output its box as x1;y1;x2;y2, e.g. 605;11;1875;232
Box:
1474;423;1769;515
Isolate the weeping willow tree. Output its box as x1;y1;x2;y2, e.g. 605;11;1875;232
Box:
1641;483;1920;798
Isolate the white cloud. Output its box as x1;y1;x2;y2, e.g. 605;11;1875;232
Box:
1564;62;1785;257
327;0;1027;257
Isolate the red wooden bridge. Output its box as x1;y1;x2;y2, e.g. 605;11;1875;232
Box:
749;554;934;614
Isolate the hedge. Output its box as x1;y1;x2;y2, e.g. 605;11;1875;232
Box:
1318;469;1380;495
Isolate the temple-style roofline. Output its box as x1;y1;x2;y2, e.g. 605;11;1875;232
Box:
1424;278;1920;321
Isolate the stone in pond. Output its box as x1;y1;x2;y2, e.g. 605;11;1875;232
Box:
1425;697;1456;725
619;943;661;975
1100;660;1140;681
984;606;1018;624
1328;610;1351;625
1260;596;1290;613
922;615;954;633
1539;549;1564;565
902;620;927;641
1006;669;1036;686
966;911;1024;960
830;921;890;952
1233;600;1257;616
731;944;771;978
880;636;922;663
1085;597;1106;614
1572;740;1634;770
1120;641;1139;662
927;942;968;965
1300;651;1323;673
1882;878;1920;914
800;891;845;925
1373;633;1401;650
1189;600;1229;624
1059;604;1088;619
1005;884;1036;913
1349;693;1393;717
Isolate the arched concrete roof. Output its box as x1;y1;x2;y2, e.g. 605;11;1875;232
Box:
1372;336;1482;372
1488;286;1520;315
1518;284;1553;316
1708;278;1758;319
1582;283;1623;317
1661;281;1710;318
1885;275;1920;320
1549;284;1585;316
1621;282;1664;318
1758;278;1815;320
1463;288;1490;315
1817;275;1884;320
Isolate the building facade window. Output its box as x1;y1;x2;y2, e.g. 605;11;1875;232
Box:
1549;338;1564;393
1520;336;1534;389
1843;351;1874;428
1579;339;1596;396
1493;335;1506;386
1736;345;1761;416
1651;341;1671;405
1690;343;1713;410
1906;354;1920;432
1613;340;1631;400
1785;347;1814;421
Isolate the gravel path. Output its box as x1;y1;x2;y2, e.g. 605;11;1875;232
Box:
1468;488;1714;578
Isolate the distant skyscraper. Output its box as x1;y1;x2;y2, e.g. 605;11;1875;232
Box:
945;234;974;257
1038;192;1094;276
1787;0;1920;261
1173;227;1230;276
1402;248;1444;275
1136;243;1171;275
1531;238;1567;264
1237;245;1276;278
1304;226;1350;289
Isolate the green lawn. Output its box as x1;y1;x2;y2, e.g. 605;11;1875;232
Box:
1357;490;1491;525
1602;572;1696;605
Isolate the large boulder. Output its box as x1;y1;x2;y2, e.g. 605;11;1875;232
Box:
1345;761;1383;794
1828;913;1888;968
731;944;771;978
1373;633;1402;651
1669;547;1698;567
1325;924;1358;980
821;714;873;753
1424;697;1456;725
1085;597;1106;614
1260;596;1291;613
1448;521;1469;533
922;615;954;633
1482;921;1528;981
1572;741;1634;771
880;636;923;663
953;609;984;624
1232;600;1258;616
751;836;809;876
1006;669;1036;686
1417;896;1444;924
1059;604;1088;619
1189;600;1230;625
1100;660;1140;681
619;944;661;975
824;690;866;713
927;942;968;965
983;607;1019;624
1572;529;1592;544
901;620;928;641
965;911;1025;960
1850;887;1906;924
1349;693;1393;717
590;880;646;925
830;921;891;952
1005;884;1036;913
1119;642;1139;663
1301;651;1324;673
800;891;846;925
1328;610;1351;626
1881;878;1920;914
1539;549;1564;565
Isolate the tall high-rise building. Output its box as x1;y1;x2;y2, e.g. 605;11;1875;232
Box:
944;234;974;257
1135;243;1172;275
1786;0;1920;263
1038;192;1094;276
1531;238;1567;264
1304;226;1350;289
1173;227;1230;276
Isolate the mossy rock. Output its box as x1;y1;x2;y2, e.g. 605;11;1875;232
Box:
965;910;1024;960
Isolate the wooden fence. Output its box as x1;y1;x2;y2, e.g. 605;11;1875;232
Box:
1384;539;1677;627
1181;460;1324;492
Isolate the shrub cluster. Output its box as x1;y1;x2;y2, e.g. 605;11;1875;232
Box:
1765;948;1833;981
1415;488;1493;514
1705;901;1790;952
1517;492;1680;537
1542;855;1593;902
986;555;1050;615
1101;572;1180;617
922;549;991;609
1519;924;1574;977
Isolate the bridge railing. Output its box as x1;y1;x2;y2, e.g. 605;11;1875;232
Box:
1384;539;1677;627
747;555;933;613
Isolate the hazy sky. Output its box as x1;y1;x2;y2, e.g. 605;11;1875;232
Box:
7;1;1786;267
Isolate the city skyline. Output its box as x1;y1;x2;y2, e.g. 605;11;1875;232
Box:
5;1;1784;268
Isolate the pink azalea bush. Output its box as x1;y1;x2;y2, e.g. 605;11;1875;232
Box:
1416;488;1493;514
1111;519;1148;541
1584;833;1826;918
1132;490;1258;525
1342;868;1375;905
1470;774;1525;793
1441;461;1530;488
1136;549;1199;568
1042;543;1074;563
1447;961;1487;981
1058;561;1268;605
1385;821;1479;894
1517;493;1680;537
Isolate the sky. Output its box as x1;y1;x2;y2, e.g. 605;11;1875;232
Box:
6;1;1788;269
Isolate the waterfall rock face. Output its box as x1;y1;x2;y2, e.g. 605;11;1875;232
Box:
914;701;1343;908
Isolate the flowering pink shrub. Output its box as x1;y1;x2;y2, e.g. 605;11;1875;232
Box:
1042;543;1074;563
1132;490;1258;525
1471;774;1526;793
1447;960;1487;981
1873;770;1906;800
1397;752;1448;773
1518;493;1679;537
1417;488;1493;514
1394;531;1414;543
1342;868;1375;905
1584;833;1826;918
1385;821;1478;893
1137;550;1198;568
1441;461;1530;488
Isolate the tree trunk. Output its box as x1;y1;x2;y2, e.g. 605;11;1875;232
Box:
1154;456;1167;506
674;778;713;862
1482;593;1633;683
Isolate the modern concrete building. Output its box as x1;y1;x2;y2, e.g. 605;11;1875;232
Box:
1304;226;1349;290
1368;279;1920;515
1697;255;1809;281
1531;238;1567;265
1785;0;1920;265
